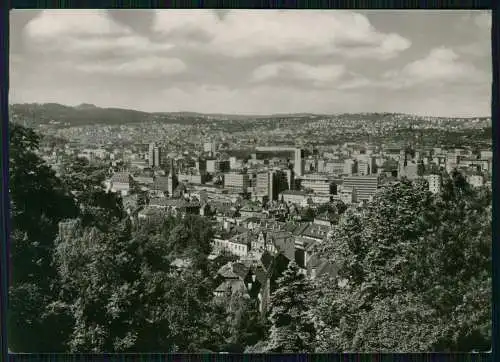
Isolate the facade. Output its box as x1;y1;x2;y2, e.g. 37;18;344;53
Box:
280;190;308;204
343;159;356;175
167;159;178;197
204;141;216;154
342;175;379;202
300;173;332;195
325;161;345;175
148;142;155;168
255;172;270;199
294;148;304;177
207;159;231;174
213;235;250;257
177;173;204;184
224;172;250;194
153;146;161;168
424;174;442;194
358;161;370;176
110;172;131;195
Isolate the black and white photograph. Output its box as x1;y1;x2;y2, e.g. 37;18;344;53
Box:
8;9;492;353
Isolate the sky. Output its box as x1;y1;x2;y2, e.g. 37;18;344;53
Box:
9;9;492;117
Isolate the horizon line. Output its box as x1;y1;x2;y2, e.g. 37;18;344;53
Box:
8;102;491;119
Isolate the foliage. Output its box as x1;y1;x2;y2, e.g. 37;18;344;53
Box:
264;261;316;352
52;217;225;352
60;157;124;230
223;290;269;352
312;176;491;352
8;123;79;352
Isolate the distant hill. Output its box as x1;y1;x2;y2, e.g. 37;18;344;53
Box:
8;103;490;128
9;103;153;127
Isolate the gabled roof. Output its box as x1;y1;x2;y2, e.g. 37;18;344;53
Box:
214;279;246;294
217;262;240;279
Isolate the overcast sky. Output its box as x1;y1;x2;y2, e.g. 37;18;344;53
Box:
10;10;492;117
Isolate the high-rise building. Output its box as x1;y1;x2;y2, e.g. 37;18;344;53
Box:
153;146;161;168
284;169;293;190
425;174;442;194
167;159;178;197
300;173;332;194
255;172;270;198
358;161;370;176
342;175;379;202
148;142;156;168
343;159;356;175
224;172;250;194
206;159;230;174
204;142;216;155
294;148;304;177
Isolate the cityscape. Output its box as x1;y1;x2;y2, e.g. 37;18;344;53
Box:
8;10;492;353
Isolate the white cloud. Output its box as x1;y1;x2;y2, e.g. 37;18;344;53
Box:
382;47;487;89
474;11;491;31
24;10;172;56
73;56;186;76
251;62;346;85
25;10;130;37
153;10;411;59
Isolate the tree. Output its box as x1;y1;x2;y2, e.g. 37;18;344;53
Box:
222;290;269;352
264;261;316;352
312;177;491;352
8;123;79;352
52;216;225;352
60;157;124;230
300;207;315;222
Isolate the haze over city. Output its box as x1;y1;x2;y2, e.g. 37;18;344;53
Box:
10;9;491;117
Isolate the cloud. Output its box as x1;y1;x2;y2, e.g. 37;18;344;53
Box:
474;11;491;31
251;62;346;86
23;10;181;77
24;10;174;57
25;10;129;37
72;56;186;77
153;10;411;59
382;47;487;89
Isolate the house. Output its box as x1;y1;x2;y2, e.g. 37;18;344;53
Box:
212;232;251;257
149;197;200;216
214;279;247;300
110;172;131;195
306;255;339;281
137;206;164;221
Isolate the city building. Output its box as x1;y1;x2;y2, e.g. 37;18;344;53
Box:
154;147;162;168
110;172;131;196
177;173;204;184
167;159;178;197
294;148;304;177
207;159;231;174
467;174;484;188
342;175;379;202
343;159;356;176
280;190;308;204
325;161;345;175
204;141;217;155
424;174;442;194
300;173;332;195
148;142;156;168
224;171;250;194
